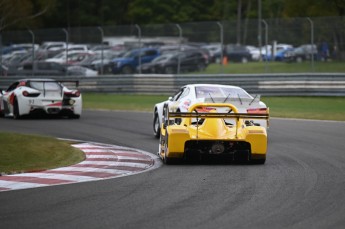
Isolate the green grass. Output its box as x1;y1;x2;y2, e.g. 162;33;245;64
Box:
84;93;345;121
0;133;85;174
198;61;345;74
261;97;345;121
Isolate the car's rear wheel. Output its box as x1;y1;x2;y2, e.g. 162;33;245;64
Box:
121;65;133;74
241;57;248;63
153;111;160;138
164;66;175;74
69;114;80;119
164;151;172;164
251;158;266;164
13;98;21;119
197;63;206;71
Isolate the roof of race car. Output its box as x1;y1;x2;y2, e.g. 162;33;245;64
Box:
183;84;242;89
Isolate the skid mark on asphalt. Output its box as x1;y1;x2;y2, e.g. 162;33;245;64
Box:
0;142;161;192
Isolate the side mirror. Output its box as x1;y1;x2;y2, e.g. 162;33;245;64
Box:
168;96;173;101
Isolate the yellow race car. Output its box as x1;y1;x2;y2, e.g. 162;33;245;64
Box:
158;102;269;164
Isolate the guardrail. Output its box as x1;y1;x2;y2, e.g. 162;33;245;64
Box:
1;73;345;96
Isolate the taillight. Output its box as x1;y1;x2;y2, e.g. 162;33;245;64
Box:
64;90;81;97
247;108;268;114
196;107;215;112
22;91;40;97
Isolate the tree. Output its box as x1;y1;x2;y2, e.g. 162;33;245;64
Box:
0;0;51;32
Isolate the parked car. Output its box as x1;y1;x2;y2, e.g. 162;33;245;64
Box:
45;50;95;65
261;43;293;61
110;48;161;74
224;44;252;63
36;42;67;59
67;66;98;76
246;45;261;61
138;49;208;74
202;44;222;63
153;84;269;138
284;44;318;62
1;64;8;76
16;61;67;76
89;50;125;73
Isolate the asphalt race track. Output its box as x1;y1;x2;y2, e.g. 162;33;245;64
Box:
0;110;345;229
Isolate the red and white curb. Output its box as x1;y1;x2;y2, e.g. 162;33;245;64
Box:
0;142;161;192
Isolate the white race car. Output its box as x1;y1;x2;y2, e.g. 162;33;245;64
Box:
0;78;82;119
153;84;269;138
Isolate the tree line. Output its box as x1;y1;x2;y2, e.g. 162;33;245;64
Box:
0;0;344;31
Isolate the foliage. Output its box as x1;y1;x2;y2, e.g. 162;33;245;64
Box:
0;0;52;31
0;0;343;30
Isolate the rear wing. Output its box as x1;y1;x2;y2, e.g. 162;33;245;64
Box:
203;95;262;106
167;102;269;122
167;112;269;120
26;80;79;97
58;80;79;89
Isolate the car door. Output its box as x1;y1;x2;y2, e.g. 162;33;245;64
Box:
141;49;159;64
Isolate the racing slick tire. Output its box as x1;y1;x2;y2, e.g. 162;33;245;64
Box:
251;158;266;165
69;114;80;119
153;111;160;138
163;143;173;165
13;98;21;119
164;152;173;165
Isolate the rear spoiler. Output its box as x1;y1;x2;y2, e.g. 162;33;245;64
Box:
27;80;79;97
168;112;269;120
58;80;79;88
204;95;262;106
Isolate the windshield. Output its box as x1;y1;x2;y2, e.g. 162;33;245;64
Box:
152;53;175;63
29;81;61;91
195;86;252;99
122;50;137;58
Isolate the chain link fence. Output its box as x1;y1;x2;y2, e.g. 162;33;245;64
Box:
1;16;344;75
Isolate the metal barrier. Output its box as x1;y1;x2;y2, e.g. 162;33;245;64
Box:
1;73;344;96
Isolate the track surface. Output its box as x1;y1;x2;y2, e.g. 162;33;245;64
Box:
0;110;345;229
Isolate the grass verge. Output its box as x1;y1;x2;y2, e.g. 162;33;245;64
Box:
0;133;85;174
261;97;345;121
83;93;345;121
198;61;345;74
